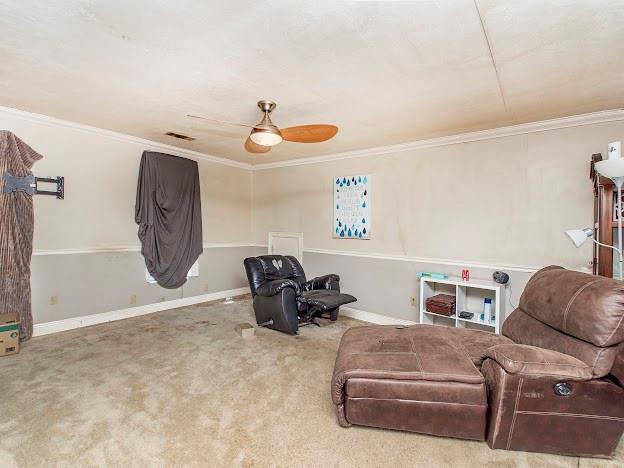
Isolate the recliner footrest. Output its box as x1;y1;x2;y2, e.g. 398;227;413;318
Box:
332;325;488;440
297;290;356;311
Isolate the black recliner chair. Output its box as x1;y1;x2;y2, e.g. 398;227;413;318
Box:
243;255;357;334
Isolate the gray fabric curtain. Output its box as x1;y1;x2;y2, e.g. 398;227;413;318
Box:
135;151;203;289
0;131;43;341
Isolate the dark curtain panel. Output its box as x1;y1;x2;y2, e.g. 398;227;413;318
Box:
0;131;43;341
135;151;202;289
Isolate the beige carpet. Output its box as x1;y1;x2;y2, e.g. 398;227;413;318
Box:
0;296;622;467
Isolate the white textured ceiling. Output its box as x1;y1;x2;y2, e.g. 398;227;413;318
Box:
0;0;623;164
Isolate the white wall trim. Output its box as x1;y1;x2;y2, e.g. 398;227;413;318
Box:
33;247;141;256
304;247;540;273
33;243;255;256
253;108;624;170
341;306;417;326
32;290;413;337
252;244;539;273
33;287;250;336
0;105;252;170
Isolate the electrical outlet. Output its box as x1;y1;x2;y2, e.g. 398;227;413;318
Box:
410;297;417;307
49;295;58;305
129;294;137;305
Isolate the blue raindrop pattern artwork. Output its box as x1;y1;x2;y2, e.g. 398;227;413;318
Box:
334;174;371;239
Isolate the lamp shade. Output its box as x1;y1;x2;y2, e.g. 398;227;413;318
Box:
565;228;593;248
250;127;282;146
594;158;624;178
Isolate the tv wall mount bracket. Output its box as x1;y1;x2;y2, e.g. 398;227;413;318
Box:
3;171;64;199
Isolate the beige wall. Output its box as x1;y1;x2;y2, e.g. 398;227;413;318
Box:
253;121;624;270
0;110;252;251
0;109;254;326
3;106;623;324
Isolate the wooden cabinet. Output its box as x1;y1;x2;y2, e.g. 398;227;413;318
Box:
591;153;619;277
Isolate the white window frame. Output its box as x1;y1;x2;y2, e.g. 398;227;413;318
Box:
145;259;199;284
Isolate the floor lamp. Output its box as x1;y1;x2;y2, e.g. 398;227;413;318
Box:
567;156;624;280
565;227;621;278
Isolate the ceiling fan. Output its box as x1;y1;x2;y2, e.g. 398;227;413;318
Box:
188;100;338;154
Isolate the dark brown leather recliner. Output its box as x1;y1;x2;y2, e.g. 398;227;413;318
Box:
331;266;624;458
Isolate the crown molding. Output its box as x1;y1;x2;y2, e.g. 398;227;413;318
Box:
4;105;623;171
252;108;624;170
0;105;253;170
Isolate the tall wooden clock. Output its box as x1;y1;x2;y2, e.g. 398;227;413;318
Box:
591;153;620;277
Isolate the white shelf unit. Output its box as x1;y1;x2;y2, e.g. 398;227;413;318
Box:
419;276;505;334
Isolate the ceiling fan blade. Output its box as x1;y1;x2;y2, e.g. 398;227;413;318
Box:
244;137;271;154
187;114;256;129
280;124;338;143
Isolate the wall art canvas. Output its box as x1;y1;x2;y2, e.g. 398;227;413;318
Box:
334;175;371;239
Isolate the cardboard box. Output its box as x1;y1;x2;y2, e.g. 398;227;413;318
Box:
0;313;19;356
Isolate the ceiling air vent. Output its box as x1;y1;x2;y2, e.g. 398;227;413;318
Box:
164;131;195;141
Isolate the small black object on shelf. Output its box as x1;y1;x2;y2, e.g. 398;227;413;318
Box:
493;271;509;284
458;311;474;319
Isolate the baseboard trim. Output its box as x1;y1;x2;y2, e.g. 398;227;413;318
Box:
33;287;250;337
341;306;417;326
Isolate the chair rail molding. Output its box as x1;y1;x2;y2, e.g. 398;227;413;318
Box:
33;243;254;256
250;244;541;273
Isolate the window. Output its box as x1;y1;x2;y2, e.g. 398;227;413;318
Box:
145;260;199;284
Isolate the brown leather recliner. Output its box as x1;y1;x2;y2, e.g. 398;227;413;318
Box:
331;266;624;458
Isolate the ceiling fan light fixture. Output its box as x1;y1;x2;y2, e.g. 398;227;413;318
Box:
187;99;339;154
250;126;282;146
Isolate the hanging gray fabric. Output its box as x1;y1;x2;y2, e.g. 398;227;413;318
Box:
0;131;43;341
135;151;202;289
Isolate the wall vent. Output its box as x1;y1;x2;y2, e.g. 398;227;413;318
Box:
164;131;195;141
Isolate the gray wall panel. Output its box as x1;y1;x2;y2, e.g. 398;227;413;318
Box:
31;245;536;327
31;246;254;324
182;246;258;297
302;251;534;323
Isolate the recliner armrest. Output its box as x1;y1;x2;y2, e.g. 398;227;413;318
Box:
307;274;340;291
484;344;593;381
256;279;300;297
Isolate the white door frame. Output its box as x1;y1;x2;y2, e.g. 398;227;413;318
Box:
268;232;304;264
